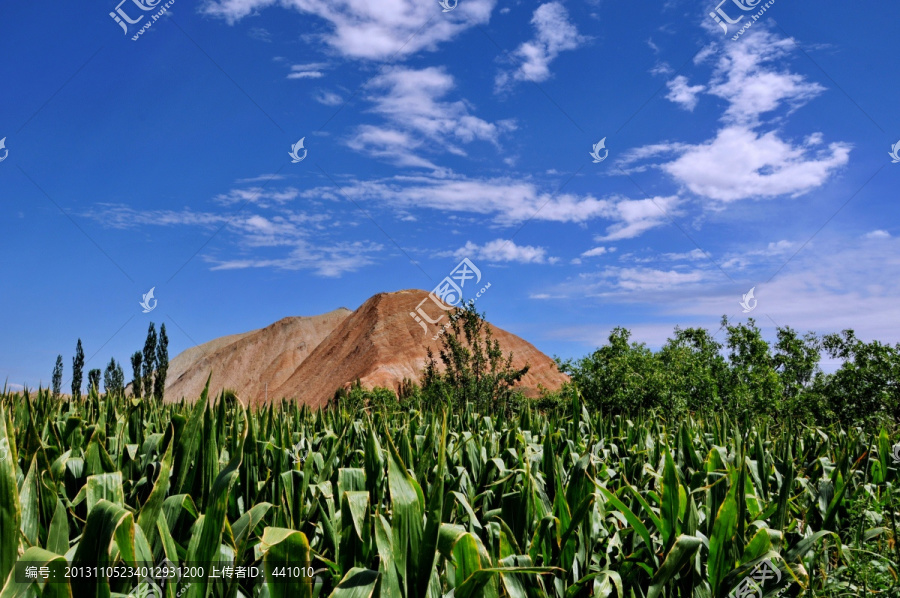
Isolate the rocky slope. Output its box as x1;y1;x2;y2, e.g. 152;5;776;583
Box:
164;289;568;405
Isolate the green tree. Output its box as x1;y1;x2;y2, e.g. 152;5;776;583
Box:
820;330;900;424
721;317;783;418
422;303;529;413
154;323;169;400
772;326;822;420
130;351;143;398
116;361;125;393
655;326;729;415
104;357;125;395
87;368;101;393
52;355;63;398
142;323;157;398
559;327;658;414
71;339;84;399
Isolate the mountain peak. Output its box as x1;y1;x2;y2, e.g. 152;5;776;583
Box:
165;289;567;405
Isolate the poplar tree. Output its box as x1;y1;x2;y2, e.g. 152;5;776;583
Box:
104;357;125;395
142;323;157;398
154;323;169;401
131;351;143;398
87;369;101;393
71;339;84;399
52;355;63;398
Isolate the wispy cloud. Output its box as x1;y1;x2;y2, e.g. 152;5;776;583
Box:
83;198;375;277
288;62;328;79
314;90;343;106
207;240;382;277
214;187;301;208
201;0;497;60
581;246;615;258
495;2;587;91
452;239;553;264
665;75;704;110
349;67;515;168
304;174;678;238
235;173;286;184
624;29;850;203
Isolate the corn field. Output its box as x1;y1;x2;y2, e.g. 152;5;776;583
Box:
0;380;898;598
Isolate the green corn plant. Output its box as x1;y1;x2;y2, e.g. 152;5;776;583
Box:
0;381;896;598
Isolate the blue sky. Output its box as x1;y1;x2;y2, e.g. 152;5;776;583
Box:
2;0;899;390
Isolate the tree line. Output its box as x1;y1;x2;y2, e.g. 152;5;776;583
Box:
50;322;169;400
335;305;900;427
557;317;900;426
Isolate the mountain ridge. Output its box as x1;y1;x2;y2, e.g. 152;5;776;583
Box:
164;289;568;405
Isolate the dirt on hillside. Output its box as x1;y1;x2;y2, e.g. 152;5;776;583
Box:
164;289;568;405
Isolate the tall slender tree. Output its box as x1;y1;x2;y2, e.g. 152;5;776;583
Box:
142;323;157;398
115;361;125;393
87;369;101;393
104;357;125;395
131;351;143;398
71;339;84;399
52;355;63;398
154;323;169;401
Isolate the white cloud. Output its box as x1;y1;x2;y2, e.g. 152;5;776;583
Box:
662;248;708;261
305;175;677;237
453;239;550;263
665;75;704;111
288;62;328;79
588;266;710;292
235;173;286;184
650;62;674;77
202;0;496;60
624;30;849;204
864;230;891;239
495;2;587;90
248;27;271;42
541;235;900;349
350;67;514;167
720;239;796;270
288;71;323;79
662;126;850;202
214;187;301;207
85;205;228;229
83;199;375;277
314;90;343;106
581;246;614;258
207;240;382;277
347;125;435;169
708;31;825;125
593;196;681;241
619;248;708;264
